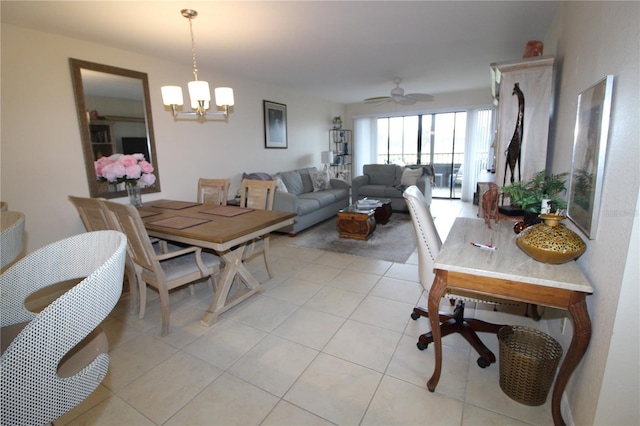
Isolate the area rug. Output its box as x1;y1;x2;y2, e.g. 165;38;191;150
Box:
289;213;416;263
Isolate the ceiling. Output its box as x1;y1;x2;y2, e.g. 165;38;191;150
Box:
1;1;559;104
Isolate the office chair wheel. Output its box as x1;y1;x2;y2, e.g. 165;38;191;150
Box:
410;312;421;320
417;341;429;351
477;357;490;368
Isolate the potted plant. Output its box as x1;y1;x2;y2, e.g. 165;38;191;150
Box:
502;170;568;225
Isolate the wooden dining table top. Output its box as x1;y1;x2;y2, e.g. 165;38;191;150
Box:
138;200;296;249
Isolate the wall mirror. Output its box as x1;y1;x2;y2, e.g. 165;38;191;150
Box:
70;58;161;198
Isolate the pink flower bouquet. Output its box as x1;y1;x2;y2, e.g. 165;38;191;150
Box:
95;153;156;187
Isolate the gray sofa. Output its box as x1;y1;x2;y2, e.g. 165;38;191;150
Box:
273;167;349;235
352;164;432;211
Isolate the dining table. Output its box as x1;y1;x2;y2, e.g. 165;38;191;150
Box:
138;200;296;326
430;217;593;426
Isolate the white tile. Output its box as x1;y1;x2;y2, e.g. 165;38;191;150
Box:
462;403;531;425
272;307;345;350
166;373;279;425
383;263;419;282
226;294;299;331
228;334;318;397
304;286;366;318
67;395;154;425
183;318;267;370
261;400;335;425
284;353;382;425
326;269;380;293
361;375;464;425
312;251;358;268
347;257;392;275
118;351;222;424
266;276;323;305
369;276;423;305
349;295;414;333
293;263;343;284
323;320;401;372
102;333;177;391
54;385;112;425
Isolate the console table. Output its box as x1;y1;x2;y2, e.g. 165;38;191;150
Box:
429;217;593;426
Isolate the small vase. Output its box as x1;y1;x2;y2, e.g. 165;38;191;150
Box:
126;182;142;207
516;214;586;264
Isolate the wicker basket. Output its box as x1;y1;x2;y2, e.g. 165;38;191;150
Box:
498;326;563;406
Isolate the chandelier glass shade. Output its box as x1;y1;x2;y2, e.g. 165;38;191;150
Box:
161;9;234;120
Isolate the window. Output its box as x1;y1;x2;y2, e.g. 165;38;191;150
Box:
355;107;494;200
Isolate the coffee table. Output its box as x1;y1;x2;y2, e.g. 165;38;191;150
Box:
336;199;391;240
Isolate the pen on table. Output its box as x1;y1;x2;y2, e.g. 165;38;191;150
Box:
470;242;497;250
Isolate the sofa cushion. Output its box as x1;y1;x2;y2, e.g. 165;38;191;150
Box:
242;172;272;181
279;170;304;195
400;167;423;186
299;191;336;208
298;167;316;193
310;169;331;191
273;174;288;193
295;197;321;215
356;184;404;199
364;164;401;186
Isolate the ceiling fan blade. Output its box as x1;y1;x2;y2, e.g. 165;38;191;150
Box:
364;96;390;103
406;93;434;102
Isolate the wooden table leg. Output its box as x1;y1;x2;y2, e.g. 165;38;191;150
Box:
427;272;449;391
201;244;266;326
551;293;591;426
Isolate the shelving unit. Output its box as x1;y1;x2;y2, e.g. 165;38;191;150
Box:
89;120;115;159
329;129;352;183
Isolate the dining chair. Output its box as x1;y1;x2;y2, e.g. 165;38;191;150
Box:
239;179;277;278
1;211;25;270
403;185;505;368
197;178;231;205
1;230;126;426
100;200;222;335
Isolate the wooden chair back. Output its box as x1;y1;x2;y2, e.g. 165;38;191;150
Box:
68;195;112;231
240;179;276;210
197;178;230;206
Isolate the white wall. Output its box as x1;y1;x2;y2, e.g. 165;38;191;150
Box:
543;2;639;424
0;24;344;252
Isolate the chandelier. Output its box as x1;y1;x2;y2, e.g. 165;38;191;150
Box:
161;9;234;120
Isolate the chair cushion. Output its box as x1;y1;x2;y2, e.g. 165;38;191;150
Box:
161;251;221;281
279;170;304;195
295;197;321;215
401;167;423;186
364;164;401;186
357;185;403;198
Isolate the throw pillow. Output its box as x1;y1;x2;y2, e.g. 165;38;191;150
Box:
401;167;423;187
242;172;273;181
279;170;304;195
310;169;331;192
273;175;288;193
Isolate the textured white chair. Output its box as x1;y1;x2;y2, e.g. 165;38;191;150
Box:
1;211;25;270
403;185;505;368
101;200;222;335
239;179;277;278
197;178;231;205
1;230;127;426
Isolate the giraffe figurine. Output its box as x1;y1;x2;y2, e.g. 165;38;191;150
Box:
503;83;525;185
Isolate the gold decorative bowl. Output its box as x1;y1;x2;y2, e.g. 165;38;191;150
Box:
515;214;586;264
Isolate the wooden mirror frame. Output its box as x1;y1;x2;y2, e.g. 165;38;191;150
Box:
70;58;161;198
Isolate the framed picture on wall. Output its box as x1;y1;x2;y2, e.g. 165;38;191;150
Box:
567;75;613;239
263;100;288;149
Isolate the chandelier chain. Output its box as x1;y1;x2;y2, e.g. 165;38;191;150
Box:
188;16;199;81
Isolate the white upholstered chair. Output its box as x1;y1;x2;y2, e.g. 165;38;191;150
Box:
403;185;505;368
101;200;222;335
239;179;277;278
1;211;25;271
1;230;127;425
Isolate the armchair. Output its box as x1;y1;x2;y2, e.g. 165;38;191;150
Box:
352;164;432;211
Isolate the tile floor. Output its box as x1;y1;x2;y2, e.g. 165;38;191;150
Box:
56;200;555;425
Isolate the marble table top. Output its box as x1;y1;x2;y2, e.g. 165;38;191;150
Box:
435;217;593;294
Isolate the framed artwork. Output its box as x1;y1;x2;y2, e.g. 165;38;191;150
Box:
263;100;288;149
567;75;613;239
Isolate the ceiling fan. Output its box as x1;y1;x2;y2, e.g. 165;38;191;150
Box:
364;78;434;105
